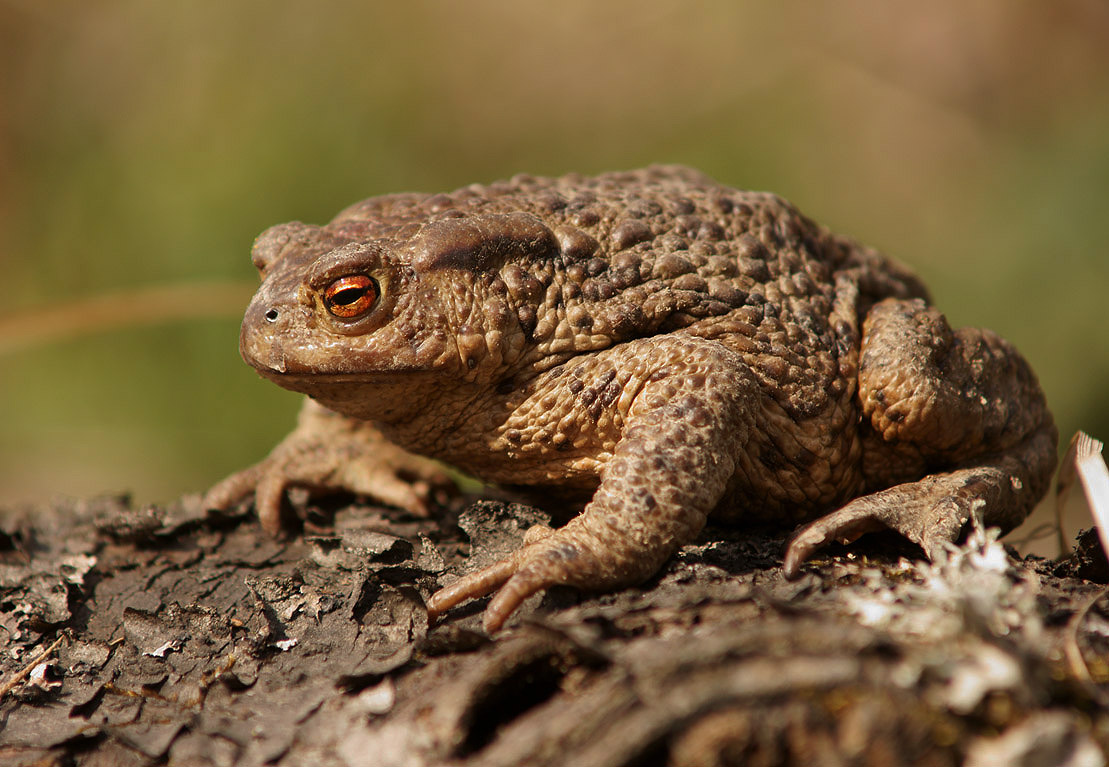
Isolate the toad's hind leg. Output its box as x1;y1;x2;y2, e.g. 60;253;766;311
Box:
784;298;1056;577
427;336;756;633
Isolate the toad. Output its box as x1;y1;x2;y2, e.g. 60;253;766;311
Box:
206;166;1056;632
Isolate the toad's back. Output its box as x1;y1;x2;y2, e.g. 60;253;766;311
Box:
325;166;929;419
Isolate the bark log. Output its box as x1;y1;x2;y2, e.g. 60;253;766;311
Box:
1;494;1107;766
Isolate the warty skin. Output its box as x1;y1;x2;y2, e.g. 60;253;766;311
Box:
207;166;1057;632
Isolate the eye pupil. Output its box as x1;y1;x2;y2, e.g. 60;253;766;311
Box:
331;287;365;305
324;275;378;318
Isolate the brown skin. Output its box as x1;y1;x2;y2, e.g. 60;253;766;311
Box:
206;166;1057;633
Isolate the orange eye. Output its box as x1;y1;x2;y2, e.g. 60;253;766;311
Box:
323;275;378;318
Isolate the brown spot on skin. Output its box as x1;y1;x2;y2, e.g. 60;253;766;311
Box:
675;215;703;236
611;252;641;271
672;197;696;215
571;209;600;228
516;305;537;336
611;219;653;251
567;305;593;329
425;193;454;213
653;254;695;279
627;200;663;219
708;279;747;307
793;446;818;468
736;233;769;260
759;439;788;471
535;193;567;213
611;266;641;290
672;274;707;293
704;256;739;278
502;264;544;303
699;221;725;240
599;379;622;408
554;226;599;263
738;257;771;282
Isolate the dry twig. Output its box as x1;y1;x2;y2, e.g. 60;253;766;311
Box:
0;634;67;700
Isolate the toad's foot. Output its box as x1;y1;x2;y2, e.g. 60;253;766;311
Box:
426;514;674;634
204;400;455;534
783;466;998;577
425;522;566;633
784;425;1055;577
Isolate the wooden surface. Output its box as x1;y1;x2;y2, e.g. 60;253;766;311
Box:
1;495;1107;766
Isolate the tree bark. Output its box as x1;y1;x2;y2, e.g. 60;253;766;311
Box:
1;494;1106;766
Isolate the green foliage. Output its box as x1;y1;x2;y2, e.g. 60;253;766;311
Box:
1;1;1107;507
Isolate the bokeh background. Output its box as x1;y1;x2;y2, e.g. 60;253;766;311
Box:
2;1;1107;552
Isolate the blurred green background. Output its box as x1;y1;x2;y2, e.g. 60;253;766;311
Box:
2;1;1107;550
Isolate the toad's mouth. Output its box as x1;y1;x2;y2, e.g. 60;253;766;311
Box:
253;367;432;387
253;367;445;424
241;330;439;379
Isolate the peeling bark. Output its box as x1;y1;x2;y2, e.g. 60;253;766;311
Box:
1;495;1107;766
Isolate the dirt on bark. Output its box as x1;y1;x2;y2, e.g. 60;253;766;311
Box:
1;493;1108;767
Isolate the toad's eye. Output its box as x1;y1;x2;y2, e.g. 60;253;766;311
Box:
323;275;378;318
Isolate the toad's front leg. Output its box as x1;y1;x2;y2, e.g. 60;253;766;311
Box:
426;336;757;633
205;399;455;533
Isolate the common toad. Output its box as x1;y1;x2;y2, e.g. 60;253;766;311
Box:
206;166;1057;632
